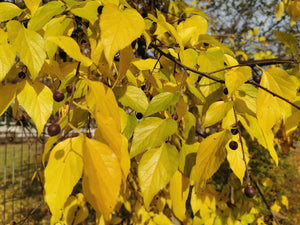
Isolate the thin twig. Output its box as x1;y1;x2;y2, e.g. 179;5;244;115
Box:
252;178;282;225
247;80;300;110
150;43;300;111
145;54;162;91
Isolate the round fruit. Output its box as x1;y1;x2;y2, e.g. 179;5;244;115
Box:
173;113;178;120
47;123;61;136
244;186;256;198
136;112;143;120
8;137;14;142
18;71;26;79
231;128;239;135
53;91;65;102
86;133;92;138
223;87;228;95
229;140;238;150
97;5;104;15
145;91;150;97
66;85;75;94
253;75;261;84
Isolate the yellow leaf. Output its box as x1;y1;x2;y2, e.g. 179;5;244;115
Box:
287;0;300;26
130;117;177;158
44;136;84;223
47;36;92;67
7;20;46;80
0;2;22;22
0;34;15;81
17;81;53;136
226;135;249;184
169;171;189;221
190;185;217;217
257;68;297;131
152;212;172;225
94;112;122;163
156;10;183;50
271;201;281;213
118;45;133;83
44;16;73;60
28;1;66;31
138;143;179;209
196;130;229;189
0;84;17;116
23;0;42;15
203;101;233;127
85;80;121;130
82;137;122;222
100;4;145;66
177;15;208;46
132;58;160;71
281;195;289;209
71;1;101;25
63;193;89;225
225;66;252;96
276;2;285;21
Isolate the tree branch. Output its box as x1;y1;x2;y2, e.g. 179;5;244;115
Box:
150;42;300;111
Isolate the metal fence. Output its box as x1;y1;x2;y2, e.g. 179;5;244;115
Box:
0;112;50;225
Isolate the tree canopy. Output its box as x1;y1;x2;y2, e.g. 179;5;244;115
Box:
0;0;299;224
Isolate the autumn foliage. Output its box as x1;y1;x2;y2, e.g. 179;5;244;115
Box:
0;0;299;224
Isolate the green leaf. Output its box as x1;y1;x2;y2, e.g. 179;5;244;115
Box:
144;92;180;116
28;1;66;31
0;29;16;82
273;30;298;48
17;81;53;136
202;101;233;127
7;20;46;80
225;66;252;96
130;117;177;158
100;4;145;65
196;130;229;188
0;84;17;116
178;142;199;179
71;1;101;25
114;86;149;114
0;2;22;22
82;137;122;222
198;47;224;97
138;143;179;209
47;36;93;67
44;136;84;223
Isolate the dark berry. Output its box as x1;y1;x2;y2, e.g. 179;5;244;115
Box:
223;87;228;95
136;112;143;120
47;123;61;136
8;137;14;142
66;85;75;94
18;71;26;79
244;186;256;198
141;12;147;18
172;113;178;120
86;133;92;138
145;91;150;97
253;75;261;84
231;128;239;135
229;140;238;150
114;53;120;62
97;5;104;15
53;91;65;102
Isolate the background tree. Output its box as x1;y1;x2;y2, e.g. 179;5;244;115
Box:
0;0;299;224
